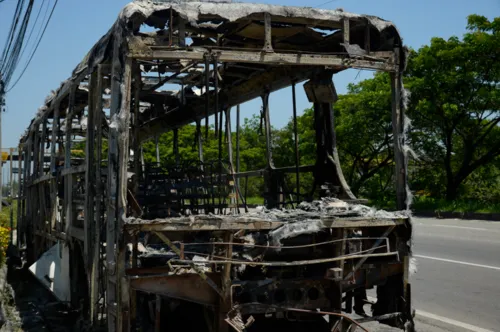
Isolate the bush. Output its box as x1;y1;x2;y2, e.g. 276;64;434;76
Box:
0;207;13;266
0;225;10;266
412;196;500;214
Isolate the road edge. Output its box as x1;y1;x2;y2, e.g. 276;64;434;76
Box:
413;211;500;222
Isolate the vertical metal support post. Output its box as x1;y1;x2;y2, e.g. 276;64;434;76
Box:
133;63;142;198
225;108;233;172
50;108;60;175
262;93;279;208
196;120;204;163
262;93;274;168
91;65;104;326
140;146;145;174
85;71;97;270
155;135;160;165
32;125;41;253
116;56;133;332
64;87;75;236
390;49;412;327
235;105;240;206
16;145;22;246
130;64;142;329
47;103;59;238
214;55;219;138
25;137;33;262
130;234;138;329
326;103;355;200
310;72;356;200
390;49;407;211
291;83;300;202
9;148;13;243
106;36;132;331
216;232;233;332
33;124;40;178
173;128;179;165
330;228;347;331
204;53;210;139
20;143;28;250
178;17;186;47
225;108;236;211
40;120;48;250
218;109;223;165
364;19;370;54
30;124;41;255
263;13;273;52
40;119;47;175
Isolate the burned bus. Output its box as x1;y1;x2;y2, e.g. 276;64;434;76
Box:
16;1;414;331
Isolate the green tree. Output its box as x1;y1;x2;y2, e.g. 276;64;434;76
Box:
407;15;500;200
275;74;395;200
334;73;394;197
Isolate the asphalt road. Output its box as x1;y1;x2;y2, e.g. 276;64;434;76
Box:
411;217;500;331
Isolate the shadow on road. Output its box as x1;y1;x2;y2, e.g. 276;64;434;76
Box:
2;257;79;332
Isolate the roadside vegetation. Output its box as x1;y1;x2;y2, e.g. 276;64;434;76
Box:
0;204;15;266
138;15;499;214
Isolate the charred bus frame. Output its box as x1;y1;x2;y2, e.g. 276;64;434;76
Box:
16;2;413;332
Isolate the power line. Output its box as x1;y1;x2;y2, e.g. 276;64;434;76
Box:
17;0;47;64
7;0;59;92
1;0;26;70
313;0;340;8
24;0;51;62
2;1;34;86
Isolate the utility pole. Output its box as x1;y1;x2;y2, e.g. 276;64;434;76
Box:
0;75;4;212
9;148;13;243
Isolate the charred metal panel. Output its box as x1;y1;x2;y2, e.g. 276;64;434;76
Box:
130;273;219;306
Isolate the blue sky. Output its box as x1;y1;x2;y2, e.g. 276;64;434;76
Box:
0;0;498;151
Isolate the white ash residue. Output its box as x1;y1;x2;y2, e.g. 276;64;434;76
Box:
242;198;410;248
269;219;323;247
247;198;409;221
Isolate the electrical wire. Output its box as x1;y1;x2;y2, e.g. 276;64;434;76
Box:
6;0;59;92
1;0;26;69
17;0;48;64
313;0;340;8
24;0;51;64
2;1;34;86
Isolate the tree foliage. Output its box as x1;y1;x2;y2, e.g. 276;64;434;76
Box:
406;15;500;200
130;14;500;207
334;73;394;197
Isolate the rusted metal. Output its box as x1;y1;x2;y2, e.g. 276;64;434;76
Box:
17;2;412;331
230;304;370;332
204;52;210;140
152;231;224;298
172;237;390;250
130;274;219;307
171;251;397;267
235;104;240;206
292;82;300;202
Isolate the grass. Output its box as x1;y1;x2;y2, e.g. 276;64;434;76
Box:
0;200;17;228
411;196;500;214
244;196;265;205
